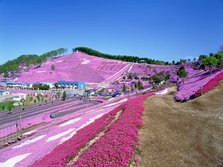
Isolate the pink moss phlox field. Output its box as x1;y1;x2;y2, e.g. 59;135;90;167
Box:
29;106;121;167
29;93;153;167
73;93;154;167
175;69;223;101
16;52;129;83
194;71;223;97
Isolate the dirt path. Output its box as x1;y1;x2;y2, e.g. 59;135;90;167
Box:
138;83;223;167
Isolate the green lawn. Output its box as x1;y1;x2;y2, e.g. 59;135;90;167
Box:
0;101;21;112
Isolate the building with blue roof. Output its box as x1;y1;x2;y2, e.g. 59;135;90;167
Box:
57;81;86;90
0;90;10;96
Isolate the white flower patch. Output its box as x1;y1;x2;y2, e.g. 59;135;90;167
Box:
46;128;76;142
104;98;127;107
74;113;105;133
81;59;90;64
156;88;168;95
23;130;37;135
12;135;46;149
0;153;31;167
36;70;46;73
59;118;82;127
59;130;77;144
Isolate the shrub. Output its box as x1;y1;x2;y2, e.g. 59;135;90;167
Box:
176;66;187;78
51;64;55;70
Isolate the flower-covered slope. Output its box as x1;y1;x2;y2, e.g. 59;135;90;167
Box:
175;69;223;101
29;93;154;167
16;52;129;83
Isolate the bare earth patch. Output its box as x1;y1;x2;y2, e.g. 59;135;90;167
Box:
138;83;223;167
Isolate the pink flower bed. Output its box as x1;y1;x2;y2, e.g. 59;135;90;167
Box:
194;70;223;97
73;93;154;166
175;69;223;101
29;106;121;167
29;93;154;167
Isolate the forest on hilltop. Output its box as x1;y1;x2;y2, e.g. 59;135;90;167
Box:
0;48;67;76
73;47;170;65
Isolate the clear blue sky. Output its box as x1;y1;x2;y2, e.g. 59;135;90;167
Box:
0;0;223;64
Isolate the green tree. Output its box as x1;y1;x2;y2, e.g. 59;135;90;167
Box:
11;70;15;76
20;98;25;106
137;81;144;90
72;47;168;65
54;83;59;89
214;52;223;67
202;56;219;74
122;84;126;92
4;71;8;80
128;73;133;79
7;102;13;111
134;82;138;89
2;105;5;111
199;55;207;61
51;64;55;70
164;72;170;81
176;66;187;78
192;61;201;71
152;74;162;84
62;91;66;101
209;53;214;57
37;94;41;102
57;92;61;98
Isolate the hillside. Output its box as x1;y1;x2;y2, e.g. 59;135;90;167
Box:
15;52;130;83
138;82;223;166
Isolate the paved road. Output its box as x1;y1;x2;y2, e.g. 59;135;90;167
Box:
0;97;100;126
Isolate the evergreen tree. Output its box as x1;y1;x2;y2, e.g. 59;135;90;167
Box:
122;84;126;92
137;81;144;90
4;71;8;80
51;64;55;70
62;91;66;101
177;66;187;78
57;91;61;98
202;56;219;74
134;82;138;89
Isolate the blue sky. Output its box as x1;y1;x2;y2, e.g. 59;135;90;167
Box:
0;0;223;64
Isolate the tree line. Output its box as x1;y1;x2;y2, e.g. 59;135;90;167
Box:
73;47;170;65
0;48;67;75
193;52;223;73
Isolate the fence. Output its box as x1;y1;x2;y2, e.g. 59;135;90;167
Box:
0;116;22;148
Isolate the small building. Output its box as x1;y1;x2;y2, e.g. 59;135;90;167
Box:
0;90;10;96
57;80;86;90
11;93;27;101
89;90;95;94
4;81;34;89
139;60;146;63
